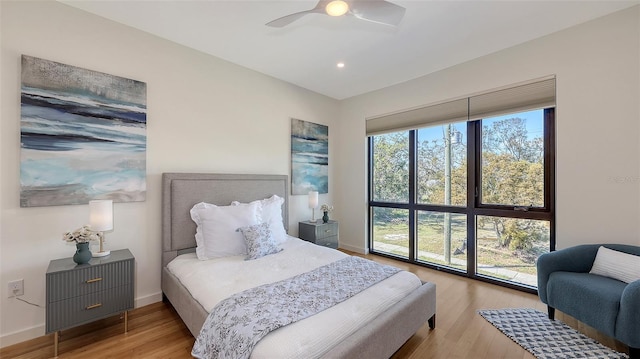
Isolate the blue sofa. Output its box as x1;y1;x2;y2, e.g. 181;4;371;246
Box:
537;244;640;358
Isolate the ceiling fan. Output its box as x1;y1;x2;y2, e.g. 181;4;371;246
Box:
266;0;406;28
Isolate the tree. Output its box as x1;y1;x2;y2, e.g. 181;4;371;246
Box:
416;128;467;206
481;117;545;250
483;117;543;162
372;132;409;204
481;153;543;207
416;137;444;203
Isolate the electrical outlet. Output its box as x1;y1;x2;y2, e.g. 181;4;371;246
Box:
8;279;24;297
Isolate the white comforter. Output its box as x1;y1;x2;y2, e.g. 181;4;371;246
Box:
167;236;422;359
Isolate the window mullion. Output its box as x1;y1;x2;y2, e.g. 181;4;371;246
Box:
467;120;479;277
545;108;556;252
408;130;417;261
367;136;373;252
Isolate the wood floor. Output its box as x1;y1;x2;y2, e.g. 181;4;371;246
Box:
1;252;630;359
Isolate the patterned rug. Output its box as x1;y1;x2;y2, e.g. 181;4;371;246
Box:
478;308;629;359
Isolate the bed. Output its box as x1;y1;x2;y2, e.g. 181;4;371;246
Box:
161;173;436;358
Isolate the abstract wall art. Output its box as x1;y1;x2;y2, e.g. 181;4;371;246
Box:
20;55;147;207
291;118;328;195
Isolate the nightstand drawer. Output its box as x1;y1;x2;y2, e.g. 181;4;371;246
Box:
298;220;339;248
46;286;134;332
314;222;338;239
316;235;338;249
47;259;133;302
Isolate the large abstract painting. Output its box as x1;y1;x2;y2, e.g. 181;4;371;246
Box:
291;118;328;195
20;55;147;207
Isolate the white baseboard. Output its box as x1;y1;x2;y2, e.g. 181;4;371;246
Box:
0;324;45;348
339;242;369;254
0;293;164;349
135;291;162;308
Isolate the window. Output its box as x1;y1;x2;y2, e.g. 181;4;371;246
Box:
480;112;545;208
367;79;555;291
475;110;553;287
417;124;467;207
371;132;409;203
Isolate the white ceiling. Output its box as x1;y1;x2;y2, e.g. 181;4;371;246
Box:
61;0;638;100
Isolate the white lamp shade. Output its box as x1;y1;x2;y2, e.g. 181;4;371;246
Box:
308;191;319;209
89;200;113;231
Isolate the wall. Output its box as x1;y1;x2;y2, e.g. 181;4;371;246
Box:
2;0;640;349
0;1;338;346
335;6;640;253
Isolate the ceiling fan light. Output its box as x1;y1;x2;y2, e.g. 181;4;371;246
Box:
325;0;349;17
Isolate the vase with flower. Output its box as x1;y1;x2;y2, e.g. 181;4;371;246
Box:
320;204;334;223
62;225;98;264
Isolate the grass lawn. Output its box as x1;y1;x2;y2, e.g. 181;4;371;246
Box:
372;220;547;277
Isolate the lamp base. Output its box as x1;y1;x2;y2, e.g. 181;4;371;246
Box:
92;250;111;257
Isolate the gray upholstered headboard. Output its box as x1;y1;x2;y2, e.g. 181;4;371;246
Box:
161;173;289;267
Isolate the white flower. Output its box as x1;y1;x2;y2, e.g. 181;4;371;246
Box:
320;204;334;212
62;225;98;243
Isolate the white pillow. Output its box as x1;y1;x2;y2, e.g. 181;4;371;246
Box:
232;195;287;244
589;246;640;283
190;201;260;260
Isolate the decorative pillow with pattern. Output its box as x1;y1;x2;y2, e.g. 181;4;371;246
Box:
237;222;282;260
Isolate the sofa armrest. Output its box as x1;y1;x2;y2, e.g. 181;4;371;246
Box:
617;280;640;348
536;244;600;303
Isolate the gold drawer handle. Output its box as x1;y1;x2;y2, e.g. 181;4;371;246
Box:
86;278;103;283
86;303;102;310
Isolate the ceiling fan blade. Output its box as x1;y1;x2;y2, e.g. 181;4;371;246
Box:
266;1;327;28
349;0;406;26
266;10;315;27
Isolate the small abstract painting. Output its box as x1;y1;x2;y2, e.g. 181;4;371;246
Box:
20;55;147;207
291;118;328;195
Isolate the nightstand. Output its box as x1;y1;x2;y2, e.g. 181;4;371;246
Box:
298;220;339;249
46;248;134;357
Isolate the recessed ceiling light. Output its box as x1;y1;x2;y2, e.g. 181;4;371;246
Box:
337;62;345;68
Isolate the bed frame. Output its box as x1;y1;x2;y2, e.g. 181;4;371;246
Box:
161;172;436;358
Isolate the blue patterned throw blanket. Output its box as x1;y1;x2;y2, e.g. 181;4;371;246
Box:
191;256;401;359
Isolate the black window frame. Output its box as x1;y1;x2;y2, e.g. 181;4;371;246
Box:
367;108;555;293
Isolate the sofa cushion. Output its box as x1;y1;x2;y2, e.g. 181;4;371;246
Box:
547;271;627;337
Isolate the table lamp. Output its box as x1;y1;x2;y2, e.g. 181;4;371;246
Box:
308;191;318;223
90;200;113;257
